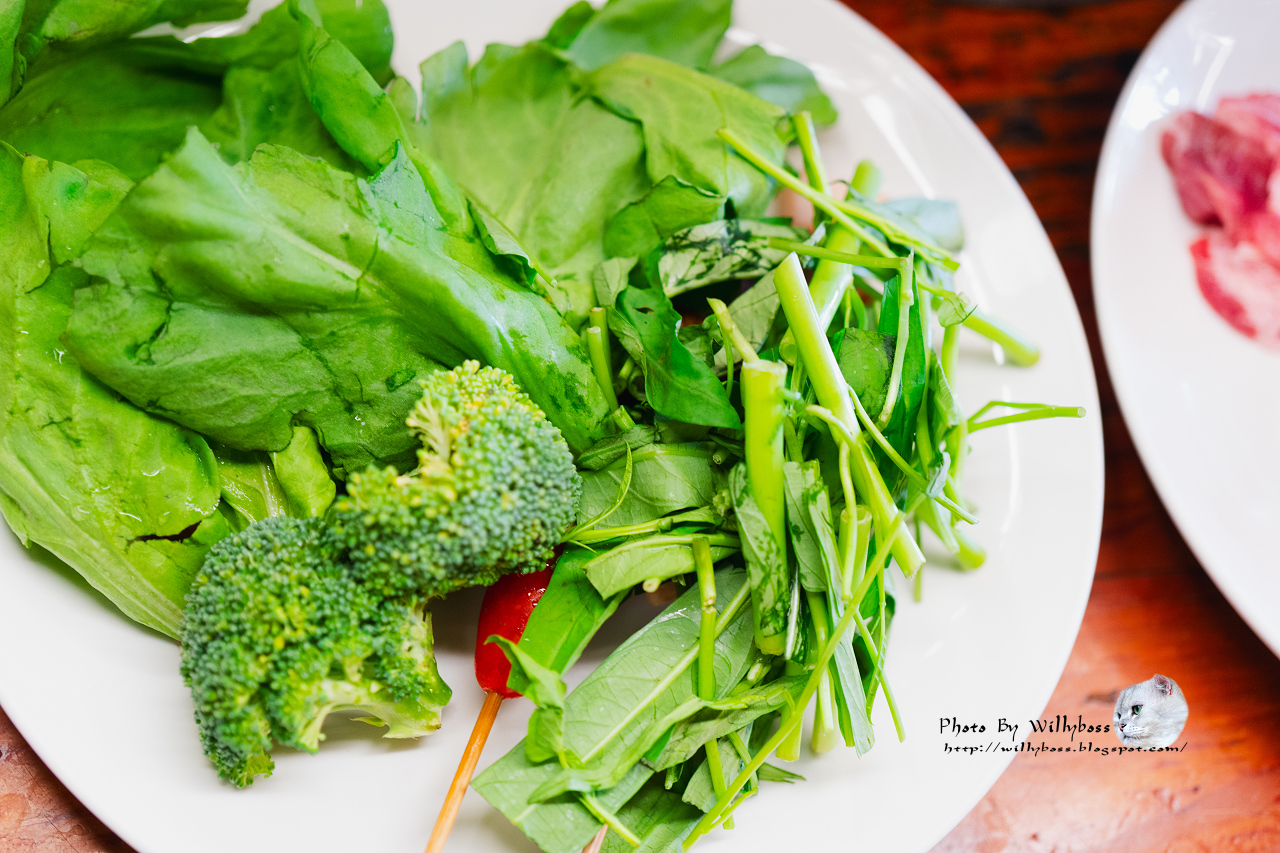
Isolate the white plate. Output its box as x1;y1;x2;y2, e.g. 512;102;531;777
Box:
1092;0;1280;656
0;1;1103;851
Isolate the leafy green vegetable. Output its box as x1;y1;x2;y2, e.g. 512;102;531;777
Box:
882;197;965;254
591;52;789;233
564;0;730;72
712;44;837;126
584;534;738;599
474;570;751;853
609;285;740;428
836;328;896;417
269;426;337;518
652;218;806;297
874;272;927;483
63;130;609;469
728;464;788;651
419;39;648;319
2;0;247;105
0;43;224;180
577;443;724;527
0;147;231;637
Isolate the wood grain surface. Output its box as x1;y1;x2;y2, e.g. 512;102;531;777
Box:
4;1;1280;851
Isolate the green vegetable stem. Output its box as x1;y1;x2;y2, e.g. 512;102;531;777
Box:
772;253;925;577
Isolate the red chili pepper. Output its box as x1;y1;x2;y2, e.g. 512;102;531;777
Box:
474;559;555;697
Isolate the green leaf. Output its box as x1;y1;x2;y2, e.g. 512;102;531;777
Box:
575;425;657;471
783;461;874;754
213;445;289;530
269;425;336;518
928;358;962;449
835;328;896;417
64;132;610;470
882;197;965;253
609;285;740;428
711;44;837;126
518;547;629;679
198;60;358;170
492;636;568;710
0;148;228;637
589;53;789;223
603;175;724;260
782;461;829;593
649;676;803;771
653;218;806;297
578;443;724;527
0;42;224;180
874;272;926;484
935;288;976;327
135;0;394;81
3;0;248;106
565;0;731;72
474;569;751;853
728;463;789;645
584;534;736;599
542;1;595;50
593;256;639;309
603;773;702;853
420;40;650;308
756;762;804;783
679;735;740;813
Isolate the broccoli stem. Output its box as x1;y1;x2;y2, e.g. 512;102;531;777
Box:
772;254;924;578
963;310;1040;367
740;358;790;656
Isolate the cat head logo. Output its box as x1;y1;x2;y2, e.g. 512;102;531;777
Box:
1114;674;1188;748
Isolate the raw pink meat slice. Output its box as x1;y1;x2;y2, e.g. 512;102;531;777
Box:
1161;111;1273;231
1217;94;1280;156
1190;231;1280;348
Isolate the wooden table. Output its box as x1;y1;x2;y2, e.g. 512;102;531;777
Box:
3;1;1280;850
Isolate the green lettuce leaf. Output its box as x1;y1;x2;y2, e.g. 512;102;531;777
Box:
0;147;234;637
63;130;608;470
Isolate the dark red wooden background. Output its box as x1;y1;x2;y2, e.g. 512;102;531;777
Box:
3;1;1280;851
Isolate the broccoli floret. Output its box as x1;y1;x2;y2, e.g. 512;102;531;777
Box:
180;516;451;787
331;360;581;598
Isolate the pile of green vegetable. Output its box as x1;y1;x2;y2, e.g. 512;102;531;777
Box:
0;0;1082;849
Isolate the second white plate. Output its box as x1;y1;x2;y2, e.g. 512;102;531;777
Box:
1093;0;1280;656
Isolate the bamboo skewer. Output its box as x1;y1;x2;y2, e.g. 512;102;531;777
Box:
425;690;504;853
582;826;609;853
425;691;615;853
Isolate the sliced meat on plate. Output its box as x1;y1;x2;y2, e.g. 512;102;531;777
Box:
1162;111;1274;232
1190;230;1280;349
